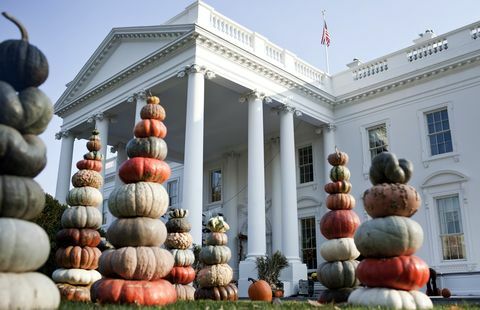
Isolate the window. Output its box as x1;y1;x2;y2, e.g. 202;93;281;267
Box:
102;200;108;225
167;179;179;206
300;217;317;269
426;108;453;156
437;195;466;260
210;169;222;203
298;145;314;184
368;124;388;159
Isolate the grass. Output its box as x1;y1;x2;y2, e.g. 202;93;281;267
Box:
59;300;480;309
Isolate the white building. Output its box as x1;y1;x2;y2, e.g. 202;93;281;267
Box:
54;1;480;297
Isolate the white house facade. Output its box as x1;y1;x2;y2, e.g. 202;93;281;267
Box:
54;1;480;297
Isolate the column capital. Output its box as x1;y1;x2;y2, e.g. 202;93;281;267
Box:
272;103;302;117
238;89;269;103
55;130;71;140
127;89;147;103
87;112;107;123
323;123;336;131
177;64;215;79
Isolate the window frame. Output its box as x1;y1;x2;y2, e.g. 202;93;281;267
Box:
425;107;454;157
297;144;315;185
435;194;466;261
299;216;317;270
417;102;458;167
208;168;223;204
167;178;180;207
360;119;391;179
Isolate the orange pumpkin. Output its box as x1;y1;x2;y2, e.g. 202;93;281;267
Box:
141;103;165;121
76;159;102;172
167;266;196;285
134;119;167;138
57;283;91;302
119;157;171;184
328;148;349;166
324;180;352;194
91;278;177;306
326;193;355;210
320;210;360;239
363;183;421;218
55;246;101;270
56;228;101;247
247;278;272;302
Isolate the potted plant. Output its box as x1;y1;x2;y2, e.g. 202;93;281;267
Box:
256;251;289;297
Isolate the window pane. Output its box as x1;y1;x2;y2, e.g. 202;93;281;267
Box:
167;180;179;206
210;170;222;202
426;108;452;156
298;145;314;184
437;195;465;260
367;124;388;161
300;217;317;269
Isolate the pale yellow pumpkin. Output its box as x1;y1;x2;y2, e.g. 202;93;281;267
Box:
197;264;233;288
61;206;102;229
52;268;102;286
319;238;360;262
348;287;433;309
67;186;102;207
106;217;167;248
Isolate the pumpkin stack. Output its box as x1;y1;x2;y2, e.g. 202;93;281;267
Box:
195;216;238;301
317;148;361;303
348;152;433;309
165;208;196;300
91;94;177;306
0;12;60;308
52;129;104;301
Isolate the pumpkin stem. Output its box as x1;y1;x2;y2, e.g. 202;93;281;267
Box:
248;277;257;283
2;12;29;41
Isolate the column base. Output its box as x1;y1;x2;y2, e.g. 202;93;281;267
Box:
237;259;258;298
279;260;308;297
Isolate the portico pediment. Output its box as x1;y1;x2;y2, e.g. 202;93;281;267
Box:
54;24;194;115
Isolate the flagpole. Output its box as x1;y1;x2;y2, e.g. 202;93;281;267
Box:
322;10;330;74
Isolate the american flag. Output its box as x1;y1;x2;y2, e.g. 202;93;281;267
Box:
321;20;331;47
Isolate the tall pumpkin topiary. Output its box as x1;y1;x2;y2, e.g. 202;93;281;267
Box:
195;216;238;301
317;148;360;303
52;130;103;302
348;152;433;309
0;12;60;309
91;94;177;306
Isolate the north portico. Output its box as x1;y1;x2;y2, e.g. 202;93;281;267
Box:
54;0;480;298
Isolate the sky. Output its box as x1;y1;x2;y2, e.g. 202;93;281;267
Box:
1;0;478;196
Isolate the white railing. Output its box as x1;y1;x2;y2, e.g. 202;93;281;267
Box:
471;25;480;40
352;60;388;80
210;13;253;48
407;38;448;62
295;60;324;83
265;43;283;63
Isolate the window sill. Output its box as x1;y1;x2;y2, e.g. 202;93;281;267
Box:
422;152;459;168
205;201;223;209
297;182;318;190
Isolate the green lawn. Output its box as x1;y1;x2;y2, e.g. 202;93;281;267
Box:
60;300;480;309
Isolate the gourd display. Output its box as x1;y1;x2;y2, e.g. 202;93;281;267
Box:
164;209;195;300
53;129;104;302
317;148;360;303
0;12;60;309
195;216;238;301
348;152;433;309
91;94;176;306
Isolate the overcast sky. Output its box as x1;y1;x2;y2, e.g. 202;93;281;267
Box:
1;0;478;196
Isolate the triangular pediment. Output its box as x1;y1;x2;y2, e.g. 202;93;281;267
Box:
54;24;194;113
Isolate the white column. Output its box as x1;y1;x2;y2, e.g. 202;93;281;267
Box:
323;124;336;184
238;90;267;297
113;142;127;187
180;64;214;245
270;138;282;253
55;130;75;205
279;106;301;262
134;91;147;124
224;152;239;279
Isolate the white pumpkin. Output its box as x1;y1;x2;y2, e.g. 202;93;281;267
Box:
0;272;60;309
67;186;102;207
0;218;50;272
61;206;102;229
52;268;102;286
348;287;433;309
320;238;360;262
170;249;195;267
108;182;168;218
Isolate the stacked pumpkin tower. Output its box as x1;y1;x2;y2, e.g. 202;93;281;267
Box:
52;130;104;301
195;216;238;301
348;152;433;309
317;148;360;303
91;94;177;306
0;12;60;309
165;208;196;300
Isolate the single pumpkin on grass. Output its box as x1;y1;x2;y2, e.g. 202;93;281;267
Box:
247;278;272;302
